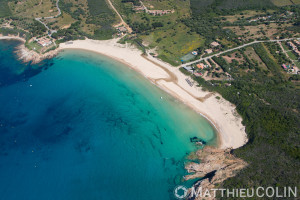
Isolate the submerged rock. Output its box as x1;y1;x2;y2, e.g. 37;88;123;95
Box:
190;136;206;146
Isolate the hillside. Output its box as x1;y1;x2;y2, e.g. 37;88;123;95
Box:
190;0;276;14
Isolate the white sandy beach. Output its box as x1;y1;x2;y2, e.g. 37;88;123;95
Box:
0;36;248;149
59;39;248;149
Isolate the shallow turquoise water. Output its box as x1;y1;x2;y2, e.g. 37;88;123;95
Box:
0;40;216;200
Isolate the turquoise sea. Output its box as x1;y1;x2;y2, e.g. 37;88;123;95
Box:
0;40;216;200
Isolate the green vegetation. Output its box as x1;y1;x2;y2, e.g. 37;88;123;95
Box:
0;0;118;45
86;0;117;37
212;56;230;72
253;43;282;76
179;67;192;75
0;0;11;17
265;42;290;64
287;50;298;60
87;0;114;16
26;41;43;52
190;0;275;15
0;27;31;39
271;0;299;7
191;42;300;198
166;1;300;195
112;0;202;65
58;0;117;40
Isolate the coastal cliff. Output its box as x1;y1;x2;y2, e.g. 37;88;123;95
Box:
185;147;247;200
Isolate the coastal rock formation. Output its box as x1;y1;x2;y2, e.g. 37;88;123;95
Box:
15;43;58;64
185;147;247;200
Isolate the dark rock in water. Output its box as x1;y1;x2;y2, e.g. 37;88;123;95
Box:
190;136;206;145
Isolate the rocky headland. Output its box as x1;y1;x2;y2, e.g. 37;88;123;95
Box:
185;146;247;200
15;43;58;64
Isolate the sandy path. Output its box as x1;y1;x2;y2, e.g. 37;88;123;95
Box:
106;0;133;33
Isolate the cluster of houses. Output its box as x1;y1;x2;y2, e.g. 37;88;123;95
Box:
287;40;300;58
116;26;127;36
183;62;209;77
134;5;174;15
248;11;294;23
248;15;271;23
35;37;52;47
204;41;220;55
147;10;174;15
281;64;299;74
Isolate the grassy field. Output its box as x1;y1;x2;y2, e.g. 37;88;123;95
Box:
287;50;298;60
52;13;75;29
295;60;300;68
271;0;293;6
262;43;283;72
281;41;290;51
191;0;275;15
0;0;11;17
293;0;300;4
112;0;203;65
271;0;300;6
225;23;293;40
244;46;268;70
26;41;43;52
8;0;57;18
87;0;114;16
143;0;176;10
221;10;275;23
140;23;204;65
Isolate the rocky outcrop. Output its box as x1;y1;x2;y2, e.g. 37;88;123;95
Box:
184;147;247;200
15;43;58;64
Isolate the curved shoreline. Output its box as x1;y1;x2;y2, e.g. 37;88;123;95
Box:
0;36;248;149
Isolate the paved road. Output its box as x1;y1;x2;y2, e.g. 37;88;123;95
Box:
35;0;61;37
182;38;300;67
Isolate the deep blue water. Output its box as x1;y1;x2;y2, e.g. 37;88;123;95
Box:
0;40;216;200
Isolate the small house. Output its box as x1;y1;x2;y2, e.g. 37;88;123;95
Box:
196;63;205;69
117;26;127;33
36;37;52;47
210;41;220;48
205;49;213;54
